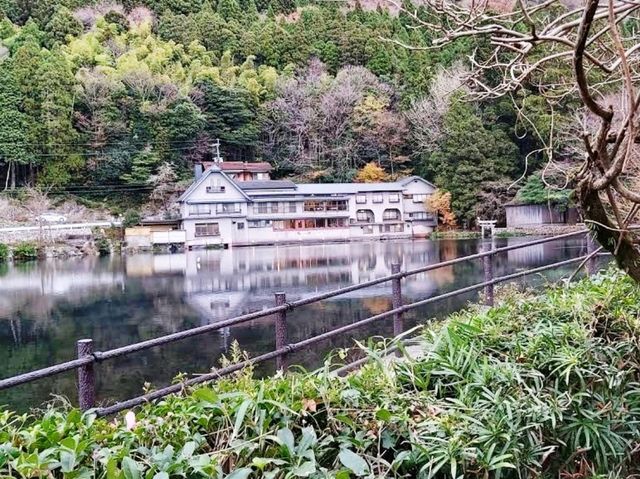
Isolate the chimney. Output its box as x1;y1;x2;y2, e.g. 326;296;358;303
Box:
194;163;203;180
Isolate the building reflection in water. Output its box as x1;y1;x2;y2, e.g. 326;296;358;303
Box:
0;237;592;411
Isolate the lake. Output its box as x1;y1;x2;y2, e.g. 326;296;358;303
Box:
0;236;597;411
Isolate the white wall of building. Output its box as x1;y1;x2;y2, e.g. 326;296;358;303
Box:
178;170;437;248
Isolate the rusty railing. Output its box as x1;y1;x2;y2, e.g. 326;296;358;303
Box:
0;230;600;417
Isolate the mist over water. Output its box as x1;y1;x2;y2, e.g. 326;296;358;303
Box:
0;237;594;411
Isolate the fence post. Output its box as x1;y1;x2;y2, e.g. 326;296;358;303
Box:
482;241;494;307
76;339;95;411
274;292;288;370
586;235;599;276
391;263;404;338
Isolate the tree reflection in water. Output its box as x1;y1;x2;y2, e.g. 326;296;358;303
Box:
0;237;593;411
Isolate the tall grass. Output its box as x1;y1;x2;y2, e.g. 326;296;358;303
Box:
1;269;640;478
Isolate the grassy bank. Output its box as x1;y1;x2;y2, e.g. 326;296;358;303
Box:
2;270;640;478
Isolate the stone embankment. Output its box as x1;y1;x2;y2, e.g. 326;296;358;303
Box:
495;223;586;236
0;224;123;258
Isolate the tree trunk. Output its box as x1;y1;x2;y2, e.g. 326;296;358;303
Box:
578;182;640;282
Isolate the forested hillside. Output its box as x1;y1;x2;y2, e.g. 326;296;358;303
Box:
0;0;570;222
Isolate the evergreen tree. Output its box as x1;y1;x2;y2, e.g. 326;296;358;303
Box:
44;6;82;47
216;0;241;21
0;61;32;189
422;97;517;224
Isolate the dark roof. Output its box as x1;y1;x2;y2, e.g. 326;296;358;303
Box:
201;161;272;173
141;219;181;226
238;180;297;190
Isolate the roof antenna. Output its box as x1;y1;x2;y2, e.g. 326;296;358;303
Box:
212;139;223;163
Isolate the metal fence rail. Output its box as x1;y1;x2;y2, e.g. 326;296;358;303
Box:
0;230;596;416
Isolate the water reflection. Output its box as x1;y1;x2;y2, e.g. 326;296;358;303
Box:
0;237;595;411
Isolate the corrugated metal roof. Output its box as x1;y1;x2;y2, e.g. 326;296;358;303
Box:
238;180;297;190
294;183;405;194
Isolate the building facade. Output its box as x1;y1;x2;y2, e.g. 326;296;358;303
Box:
177;167;437;248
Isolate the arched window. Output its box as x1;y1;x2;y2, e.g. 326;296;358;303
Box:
383;209;401;221
355;209;374;223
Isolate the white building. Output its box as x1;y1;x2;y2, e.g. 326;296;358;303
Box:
177;166;437;248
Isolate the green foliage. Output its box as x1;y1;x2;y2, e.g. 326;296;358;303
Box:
94;235;111;256
0;0;573;219
122;209;141;228
422;96;518;224
12;241;38;261
2;271;640;477
516;173;573;210
43;6;81;47
0;242;8;261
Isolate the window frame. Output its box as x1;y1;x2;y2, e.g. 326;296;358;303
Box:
194;222;220;237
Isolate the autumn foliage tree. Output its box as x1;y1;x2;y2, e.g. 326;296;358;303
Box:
354;162;389;183
427;190;457;230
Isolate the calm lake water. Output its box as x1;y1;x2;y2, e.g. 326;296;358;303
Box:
0;236;598;411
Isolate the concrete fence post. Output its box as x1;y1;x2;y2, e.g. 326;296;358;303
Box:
391;263;404;337
482;242;495;307
274;292;288;370
76;339;95;411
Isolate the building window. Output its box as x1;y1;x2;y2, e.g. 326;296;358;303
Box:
189;204;211;216
362;225;374;234
255;203;269;214
206;179;225;193
248;220;272;228
216;203;241;214
389;193;400;203
383;209;401;221
289;202;297;213
326;200;348;211
356;209;374;223
413;194;428;203
272;218;348;230
410;212;434;220
380;224;404;233
195;223;220;237
304;200;325;212
237;222;245;230
356;194;367;204
372;194;383;204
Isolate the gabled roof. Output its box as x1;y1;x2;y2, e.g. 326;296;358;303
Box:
237;180;297;190
397;176;437;189
178;167;251;202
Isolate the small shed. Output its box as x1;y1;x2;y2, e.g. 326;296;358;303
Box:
505;203;579;228
125;219;184;248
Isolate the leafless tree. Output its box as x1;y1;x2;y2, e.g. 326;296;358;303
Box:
407;62;470;152
262;59;404;179
395;0;640;281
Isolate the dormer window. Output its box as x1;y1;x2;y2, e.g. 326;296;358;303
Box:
206;178;225;193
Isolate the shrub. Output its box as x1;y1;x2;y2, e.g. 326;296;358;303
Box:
12;242;39;261
2;270;640;478
95;236;111;256
122;209;141;228
0;243;8;261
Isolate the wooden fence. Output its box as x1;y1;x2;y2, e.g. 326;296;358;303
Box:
0;230;601;417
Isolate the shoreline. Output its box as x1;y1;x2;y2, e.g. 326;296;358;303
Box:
0;224;587;260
